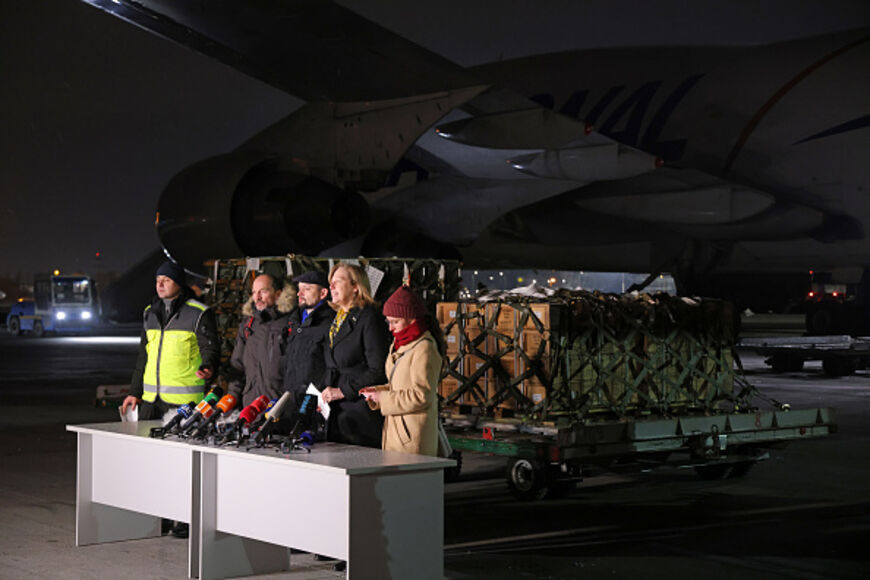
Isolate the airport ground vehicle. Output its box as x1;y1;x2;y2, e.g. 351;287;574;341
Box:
739;335;870;377
6;274;98;337
436;296;836;500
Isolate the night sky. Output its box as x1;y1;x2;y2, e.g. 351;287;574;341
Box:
2;0;868;279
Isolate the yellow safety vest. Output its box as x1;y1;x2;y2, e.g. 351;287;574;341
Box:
142;299;208;406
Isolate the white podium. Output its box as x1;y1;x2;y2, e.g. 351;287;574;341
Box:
68;421;454;579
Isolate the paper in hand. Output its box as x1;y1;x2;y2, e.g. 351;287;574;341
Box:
306;383;330;420
119;405;138;422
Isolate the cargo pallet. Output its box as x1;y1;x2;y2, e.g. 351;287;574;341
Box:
435;294;837;499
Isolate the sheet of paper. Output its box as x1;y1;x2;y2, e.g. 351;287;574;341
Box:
119;405;138;422
306;383;329;420
366;265;385;296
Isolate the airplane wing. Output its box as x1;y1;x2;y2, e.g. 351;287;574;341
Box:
77;0;477;101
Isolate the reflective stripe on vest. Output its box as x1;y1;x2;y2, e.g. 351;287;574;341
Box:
142;300;208;405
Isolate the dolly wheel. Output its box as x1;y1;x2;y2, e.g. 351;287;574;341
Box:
7;316;21;336
506;458;549;501
444;450;462;483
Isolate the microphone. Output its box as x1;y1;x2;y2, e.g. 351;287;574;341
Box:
277;393;319;452
164;401;196;433
192;393;238;439
148;401;195;438
178;389;223;436
220;395;271;445
253;391;293;446
288;393;317;441
248;397;279;432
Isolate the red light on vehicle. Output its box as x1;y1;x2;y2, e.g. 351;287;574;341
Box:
584;123;594;135
832;292;839;297
808;291;815;298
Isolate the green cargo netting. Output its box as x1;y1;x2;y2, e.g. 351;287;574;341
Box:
440;291;743;423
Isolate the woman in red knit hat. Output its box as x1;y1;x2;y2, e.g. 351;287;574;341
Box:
361;285;445;456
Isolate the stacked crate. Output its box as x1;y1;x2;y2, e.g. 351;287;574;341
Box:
438;293;739;420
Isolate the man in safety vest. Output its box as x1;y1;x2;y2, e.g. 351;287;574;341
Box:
121;261;220;420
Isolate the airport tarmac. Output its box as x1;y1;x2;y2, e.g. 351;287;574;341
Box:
0;329;868;579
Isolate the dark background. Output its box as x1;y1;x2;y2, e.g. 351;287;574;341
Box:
1;0;869;280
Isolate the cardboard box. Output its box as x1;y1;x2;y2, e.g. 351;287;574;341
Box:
488;354;518;408
520;329;549;357
522;303;551;330
437;302;459;327
439;376;461;402
462;303;485;328
444;325;461;355
485;303;515;334
463;327;490;355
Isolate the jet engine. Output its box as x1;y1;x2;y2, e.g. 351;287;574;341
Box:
156;152;370;271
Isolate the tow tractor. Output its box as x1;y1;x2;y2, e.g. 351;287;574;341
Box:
7;274;98;337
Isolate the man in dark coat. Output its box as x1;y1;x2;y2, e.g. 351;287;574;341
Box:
281;270;335;402
227;274;295;408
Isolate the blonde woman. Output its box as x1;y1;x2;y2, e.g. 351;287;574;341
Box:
321;263;391;448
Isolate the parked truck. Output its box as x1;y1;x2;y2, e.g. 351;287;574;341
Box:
6;273;98;337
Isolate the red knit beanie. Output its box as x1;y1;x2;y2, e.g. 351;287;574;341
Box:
383;286;427;319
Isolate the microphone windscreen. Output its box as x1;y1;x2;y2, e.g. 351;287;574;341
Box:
216;394;237;414
251;395;270;413
203;391;221;406
266;391;292;420
239;405;259;424
194;399;211;413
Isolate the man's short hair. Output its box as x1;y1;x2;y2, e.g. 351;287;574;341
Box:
255;273;282;292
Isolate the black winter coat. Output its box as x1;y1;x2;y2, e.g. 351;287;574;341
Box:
227;305;292;408
280;301;335;398
323;305;391;448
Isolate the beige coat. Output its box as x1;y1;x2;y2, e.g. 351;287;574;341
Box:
369;331;441;456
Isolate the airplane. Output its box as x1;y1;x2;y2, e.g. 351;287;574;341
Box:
75;1;869;326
